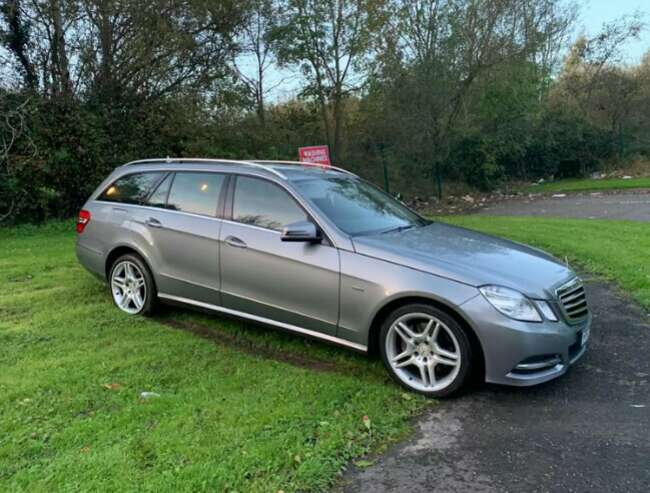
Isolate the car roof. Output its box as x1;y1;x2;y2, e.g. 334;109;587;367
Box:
120;158;355;181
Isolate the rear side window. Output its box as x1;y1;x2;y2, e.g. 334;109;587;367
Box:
233;176;307;231
167;172;225;217
98;172;163;204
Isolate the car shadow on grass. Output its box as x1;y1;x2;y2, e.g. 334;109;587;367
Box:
151;304;390;382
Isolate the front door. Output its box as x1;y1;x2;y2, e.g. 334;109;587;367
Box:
220;175;339;335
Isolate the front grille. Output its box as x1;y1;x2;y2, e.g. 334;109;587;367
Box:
556;278;589;323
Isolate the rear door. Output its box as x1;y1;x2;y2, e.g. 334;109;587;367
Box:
220;175;340;335
130;171;228;305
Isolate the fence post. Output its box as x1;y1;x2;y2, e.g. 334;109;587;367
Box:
435;162;442;199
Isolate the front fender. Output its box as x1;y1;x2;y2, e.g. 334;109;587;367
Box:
337;250;478;345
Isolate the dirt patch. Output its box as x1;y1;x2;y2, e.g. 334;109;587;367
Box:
476;190;650;221
409;191;522;216
159;317;345;374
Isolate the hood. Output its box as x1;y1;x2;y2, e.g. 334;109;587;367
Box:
351;221;573;299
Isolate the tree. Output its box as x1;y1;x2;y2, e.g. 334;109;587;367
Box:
77;0;247;101
5;0;79;96
374;0;577;194
0;93;35;221
1;0;37;89
556;14;645;160
232;0;283;125
275;0;386;162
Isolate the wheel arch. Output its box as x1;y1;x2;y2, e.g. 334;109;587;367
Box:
105;243;154;282
367;295;485;381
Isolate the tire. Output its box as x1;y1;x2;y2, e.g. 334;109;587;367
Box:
379;303;472;398
108;253;157;316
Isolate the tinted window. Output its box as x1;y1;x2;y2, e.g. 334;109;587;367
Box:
293;177;426;235
233;176;307;231
99;172;163;204
146;173;172;208
167;172;225;217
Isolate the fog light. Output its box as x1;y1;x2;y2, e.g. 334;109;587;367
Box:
514;355;561;372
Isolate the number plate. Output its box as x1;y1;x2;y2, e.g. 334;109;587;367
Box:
580;327;590;346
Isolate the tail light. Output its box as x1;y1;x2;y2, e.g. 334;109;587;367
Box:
77;210;91;233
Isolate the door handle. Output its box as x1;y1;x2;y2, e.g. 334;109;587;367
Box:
224;236;247;248
145;217;163;228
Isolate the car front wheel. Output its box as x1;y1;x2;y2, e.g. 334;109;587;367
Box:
379;304;472;397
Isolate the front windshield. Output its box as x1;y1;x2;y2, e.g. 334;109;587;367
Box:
293;177;428;236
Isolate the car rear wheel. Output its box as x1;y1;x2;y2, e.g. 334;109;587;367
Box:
109;254;156;315
379;304;472;397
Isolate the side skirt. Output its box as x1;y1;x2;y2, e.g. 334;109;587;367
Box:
157;293;368;353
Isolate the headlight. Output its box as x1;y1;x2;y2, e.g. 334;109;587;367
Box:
479;285;542;322
534;300;558;322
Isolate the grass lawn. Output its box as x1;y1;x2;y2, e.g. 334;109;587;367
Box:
443;216;650;310
523;177;650;194
3;216;648;491
0;222;425;492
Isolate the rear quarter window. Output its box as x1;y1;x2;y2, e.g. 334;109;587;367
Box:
98;172;164;204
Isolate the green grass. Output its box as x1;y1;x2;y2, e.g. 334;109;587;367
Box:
443;216;650;310
0;222;425;492
3;216;648;491
523;177;650;194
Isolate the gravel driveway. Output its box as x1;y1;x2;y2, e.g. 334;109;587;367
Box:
478;190;650;221
340;280;650;492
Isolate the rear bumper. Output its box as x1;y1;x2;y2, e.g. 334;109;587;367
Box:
460;294;591;387
76;240;106;280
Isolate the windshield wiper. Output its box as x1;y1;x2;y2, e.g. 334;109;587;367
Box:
380;224;416;234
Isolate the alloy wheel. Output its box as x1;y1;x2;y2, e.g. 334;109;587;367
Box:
385;312;461;392
110;260;147;314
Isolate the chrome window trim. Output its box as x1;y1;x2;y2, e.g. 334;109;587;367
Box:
157;293;367;352
95;167;354;250
95;169;229;219
220;218;281;235
92;199;339;248
93;199;227;223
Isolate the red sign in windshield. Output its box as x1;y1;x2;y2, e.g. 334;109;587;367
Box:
298;145;331;166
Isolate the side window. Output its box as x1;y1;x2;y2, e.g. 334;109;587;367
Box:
145;173;172;208
98;172;163;204
233;176;308;231
166;172;225;217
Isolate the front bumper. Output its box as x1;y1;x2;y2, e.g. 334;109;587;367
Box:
459;294;591;386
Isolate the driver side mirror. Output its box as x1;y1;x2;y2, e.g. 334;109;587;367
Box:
281;220;321;243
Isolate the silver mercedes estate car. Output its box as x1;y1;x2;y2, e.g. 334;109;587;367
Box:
76;158;591;397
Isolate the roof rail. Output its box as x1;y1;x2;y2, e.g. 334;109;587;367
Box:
122;157;287;179
251;160;358;177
